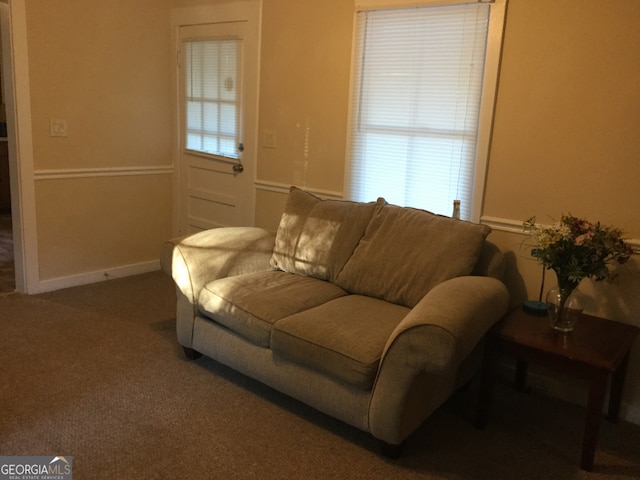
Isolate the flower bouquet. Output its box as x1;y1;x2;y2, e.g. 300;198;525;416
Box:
523;214;634;331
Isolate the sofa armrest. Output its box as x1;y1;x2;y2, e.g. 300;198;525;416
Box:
386;275;510;372
368;275;509;444
166;227;276;349
167;227;276;307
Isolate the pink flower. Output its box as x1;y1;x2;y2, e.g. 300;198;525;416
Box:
575;232;594;246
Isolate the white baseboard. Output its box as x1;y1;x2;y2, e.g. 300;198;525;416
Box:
35;260;161;294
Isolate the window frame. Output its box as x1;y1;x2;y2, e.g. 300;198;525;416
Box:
344;0;507;223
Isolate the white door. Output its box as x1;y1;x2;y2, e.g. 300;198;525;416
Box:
176;19;258;234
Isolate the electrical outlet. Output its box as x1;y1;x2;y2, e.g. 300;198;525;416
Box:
50;118;68;137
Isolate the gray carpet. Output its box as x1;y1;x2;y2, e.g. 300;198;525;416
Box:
1;271;639;479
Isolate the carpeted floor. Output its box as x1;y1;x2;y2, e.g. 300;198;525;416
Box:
1;271;639;479
0;213;15;294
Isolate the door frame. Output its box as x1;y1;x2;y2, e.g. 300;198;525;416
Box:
170;0;262;236
1;0;39;294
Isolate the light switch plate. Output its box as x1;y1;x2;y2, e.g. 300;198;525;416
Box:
263;129;276;149
50;118;68;137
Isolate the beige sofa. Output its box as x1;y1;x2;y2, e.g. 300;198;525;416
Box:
161;187;510;455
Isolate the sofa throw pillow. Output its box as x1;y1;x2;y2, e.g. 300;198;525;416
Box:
270;187;384;282
335;204;491;308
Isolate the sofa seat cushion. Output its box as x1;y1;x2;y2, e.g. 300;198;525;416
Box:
271;295;410;390
336;204;491;308
198;271;348;347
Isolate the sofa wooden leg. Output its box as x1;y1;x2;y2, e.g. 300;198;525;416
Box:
183;346;202;360
379;441;403;459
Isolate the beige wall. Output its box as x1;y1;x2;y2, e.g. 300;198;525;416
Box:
256;0;353;193
171;0;233;6
35;175;172;280
24;0;173;282
256;0;640;234
483;0;640;318
253;0;354;228
485;0;640;236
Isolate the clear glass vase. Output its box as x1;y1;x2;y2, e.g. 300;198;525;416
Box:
546;285;584;332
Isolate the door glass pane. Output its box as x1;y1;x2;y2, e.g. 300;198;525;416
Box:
186;101;202;131
203;103;219;132
220;104;236;135
184;38;240;159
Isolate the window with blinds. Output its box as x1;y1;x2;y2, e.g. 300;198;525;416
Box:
346;2;502;221
184;39;240;159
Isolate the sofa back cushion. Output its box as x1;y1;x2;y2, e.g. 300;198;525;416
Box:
335;204;491;308
472;240;505;280
270;187;383;282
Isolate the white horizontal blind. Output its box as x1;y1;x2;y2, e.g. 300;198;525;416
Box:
348;3;490;220
184;39;240;159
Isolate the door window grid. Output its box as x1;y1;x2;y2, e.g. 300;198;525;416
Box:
184;39;240;159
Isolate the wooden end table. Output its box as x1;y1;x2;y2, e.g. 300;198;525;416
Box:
476;307;638;471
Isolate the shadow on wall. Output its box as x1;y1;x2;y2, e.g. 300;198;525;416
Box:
501;250;528;310
586;257;640;323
